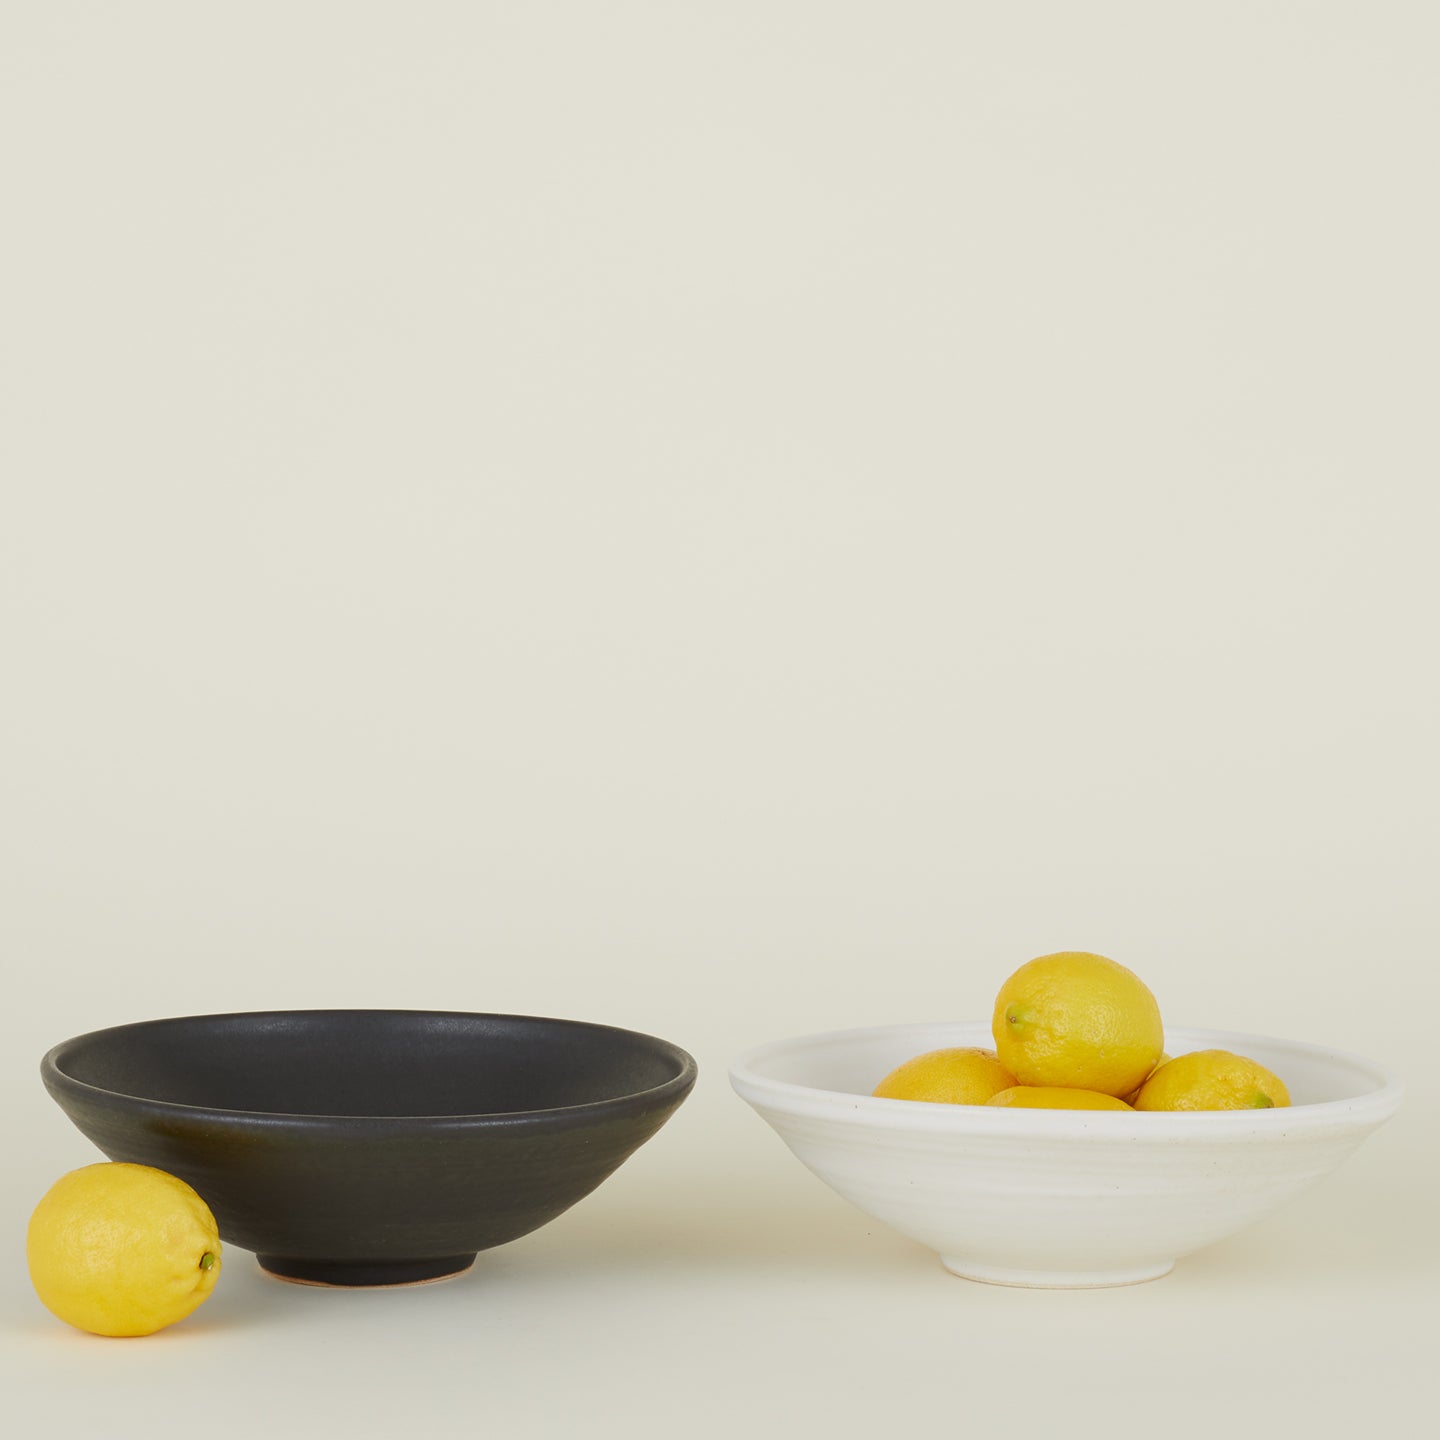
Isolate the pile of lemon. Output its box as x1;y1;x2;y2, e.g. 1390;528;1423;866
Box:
873;951;1290;1111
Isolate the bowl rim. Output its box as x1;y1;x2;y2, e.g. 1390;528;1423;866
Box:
729;1020;1404;1139
43;1008;699;1130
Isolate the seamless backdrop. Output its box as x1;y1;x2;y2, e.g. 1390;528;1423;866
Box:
2;4;1437;1437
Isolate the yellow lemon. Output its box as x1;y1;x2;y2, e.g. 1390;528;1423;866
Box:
1122;1053;1171;1106
27;1163;222;1337
1134;1050;1291;1111
987;1086;1133;1111
873;1047;1017;1105
992;951;1163;1098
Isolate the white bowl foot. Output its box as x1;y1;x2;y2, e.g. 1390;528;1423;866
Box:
941;1257;1175;1289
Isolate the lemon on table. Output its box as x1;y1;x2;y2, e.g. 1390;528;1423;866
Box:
873;1047;1016;1105
987;1086;1133;1111
992;951;1163;1098
27;1163;222;1337
1134;1050;1291;1111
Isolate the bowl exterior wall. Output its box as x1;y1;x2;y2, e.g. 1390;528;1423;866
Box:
754;1104;1373;1277
49;1082;687;1261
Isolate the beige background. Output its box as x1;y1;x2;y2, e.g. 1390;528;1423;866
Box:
2;2;1436;1435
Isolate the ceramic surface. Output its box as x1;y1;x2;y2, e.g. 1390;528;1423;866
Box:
43;1010;697;1286
730;1021;1402;1288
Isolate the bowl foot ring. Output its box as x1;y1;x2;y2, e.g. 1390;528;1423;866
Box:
258;1254;478;1288
941;1257;1174;1289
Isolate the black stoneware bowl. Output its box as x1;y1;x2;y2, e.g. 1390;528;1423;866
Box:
42;1010;697;1287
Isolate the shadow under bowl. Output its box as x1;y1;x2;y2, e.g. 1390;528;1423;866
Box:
43;1009;696;1287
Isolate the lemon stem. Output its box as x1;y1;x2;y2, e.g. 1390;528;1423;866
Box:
199;1252;216;1271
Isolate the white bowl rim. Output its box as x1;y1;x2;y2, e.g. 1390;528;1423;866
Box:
729;1020;1405;1140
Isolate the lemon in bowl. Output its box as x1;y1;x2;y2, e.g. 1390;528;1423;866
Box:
1135;1050;1291;1110
987;1086;1133;1110
872;1047;1015;1104
993;950;1163;1097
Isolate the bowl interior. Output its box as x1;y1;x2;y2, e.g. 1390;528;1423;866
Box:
740;1021;1396;1110
52;1010;691;1118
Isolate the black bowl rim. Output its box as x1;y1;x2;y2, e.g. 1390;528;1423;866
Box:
42;1008;699;1132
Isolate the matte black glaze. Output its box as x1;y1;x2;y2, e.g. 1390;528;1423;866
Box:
42;1010;697;1286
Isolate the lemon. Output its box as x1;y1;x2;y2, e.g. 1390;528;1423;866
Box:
27;1163;222;1337
987;1086;1133;1111
1134;1050;1291;1111
873;1047;1016;1105
1121;1053;1171;1106
992;951;1163;1097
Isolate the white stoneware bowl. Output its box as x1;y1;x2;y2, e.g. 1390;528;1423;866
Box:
730;1021;1402;1288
